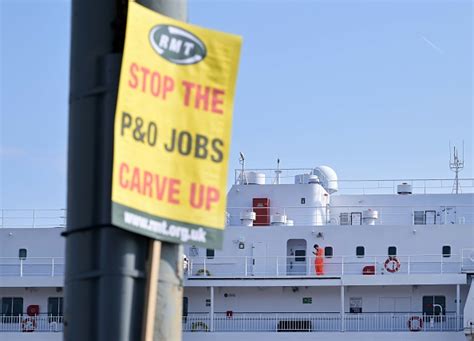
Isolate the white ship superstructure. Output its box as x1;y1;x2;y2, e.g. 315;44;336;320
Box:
1;165;473;341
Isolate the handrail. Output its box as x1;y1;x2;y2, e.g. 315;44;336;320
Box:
233;169;474;194
0;313;462;333
182;312;463;333
0;314;63;332
0;209;66;228
0;257;65;277
186;253;469;278
2;200;473;228
227;204;474;226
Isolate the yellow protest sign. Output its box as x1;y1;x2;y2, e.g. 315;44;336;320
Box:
111;2;242;248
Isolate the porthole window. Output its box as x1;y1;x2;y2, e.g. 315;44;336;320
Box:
442;245;451;258
19;248;27;260
356;246;365;258
206;249;215;259
388;246;397;257
324;246;333;258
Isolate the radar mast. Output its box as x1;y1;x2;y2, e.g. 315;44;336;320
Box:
449;141;464;194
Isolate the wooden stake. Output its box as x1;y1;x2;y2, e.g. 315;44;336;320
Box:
142;240;162;341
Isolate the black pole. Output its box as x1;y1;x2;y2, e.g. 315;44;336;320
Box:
65;1;186;340
65;0;148;340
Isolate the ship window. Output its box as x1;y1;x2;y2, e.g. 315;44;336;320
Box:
18;248;27;260
425;210;436;224
422;296;446;316
340;213;350;225
325;246;333;258
48;297;63;318
414;210;437;225
356;246;365;258
388;246;397;257
351;212;362;225
295;250;306;262
414;211;425;225
442;245;451;258
300;198;306;205
206;249;215;259
1;297;23;317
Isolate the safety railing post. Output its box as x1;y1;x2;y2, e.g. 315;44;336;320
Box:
32;209;36;228
276;257;279;276
51;258;55;277
0;209;3;228
204;257;207;277
407;256;411;274
440;255;444;273
244;256;248;276
20;259;23;277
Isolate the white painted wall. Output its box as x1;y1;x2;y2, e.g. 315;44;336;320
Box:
331;193;473;225
0;287;63;316
0;228;63;258
184;285;468;314
186;223;474;277
226;183;329;226
226;183;473;227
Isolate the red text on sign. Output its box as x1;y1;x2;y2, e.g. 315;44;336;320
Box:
190;183;220;210
119;162;180;205
128;62;175;99
181;81;225;114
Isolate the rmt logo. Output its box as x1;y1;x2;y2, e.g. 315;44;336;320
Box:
149;25;207;65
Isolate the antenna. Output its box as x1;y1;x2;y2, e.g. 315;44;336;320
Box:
239;152;247;184
449;141;464;194
275;158;282;184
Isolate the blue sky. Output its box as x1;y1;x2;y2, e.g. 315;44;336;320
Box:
0;0;472;209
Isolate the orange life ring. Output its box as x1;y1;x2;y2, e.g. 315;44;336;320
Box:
384;257;400;273
408;316;423;332
22;317;36;332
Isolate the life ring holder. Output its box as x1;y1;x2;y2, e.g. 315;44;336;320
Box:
191;321;209;332
22;317;36;332
384;257;400;273
407;315;423;332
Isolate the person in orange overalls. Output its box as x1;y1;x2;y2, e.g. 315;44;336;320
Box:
312;244;325;275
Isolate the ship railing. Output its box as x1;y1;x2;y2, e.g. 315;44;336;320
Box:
0;257;64;277
0;209;66;228
1;203;472;229
182;312;463;332
226;204;474;226
0;312;463;333
0;314;63;332
234;168;314;185
234;169;474;195
333;178;474;195
187;254;465;278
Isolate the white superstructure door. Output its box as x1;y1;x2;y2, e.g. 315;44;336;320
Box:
252;242;267;276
